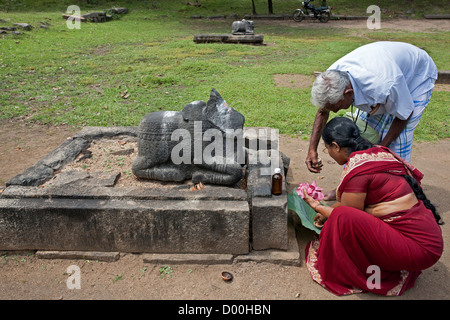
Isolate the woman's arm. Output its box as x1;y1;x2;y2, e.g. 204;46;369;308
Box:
339;192;366;211
302;189;367;219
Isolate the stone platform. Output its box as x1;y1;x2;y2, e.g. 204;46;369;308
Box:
193;34;264;44
0;126;299;264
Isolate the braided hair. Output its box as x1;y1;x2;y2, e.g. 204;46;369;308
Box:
403;175;444;225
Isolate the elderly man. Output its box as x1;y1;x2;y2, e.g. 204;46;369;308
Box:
306;41;437;174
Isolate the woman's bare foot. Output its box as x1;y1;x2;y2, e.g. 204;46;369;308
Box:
323;189;336;201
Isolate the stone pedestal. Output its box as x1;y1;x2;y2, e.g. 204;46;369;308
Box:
0;193;249;254
0;126;297;264
193;34;264;44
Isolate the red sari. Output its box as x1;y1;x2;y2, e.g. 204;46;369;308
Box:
305;146;443;296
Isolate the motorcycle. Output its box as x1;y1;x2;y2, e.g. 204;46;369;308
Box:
293;0;332;23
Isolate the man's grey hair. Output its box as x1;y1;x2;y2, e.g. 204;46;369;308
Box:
310;70;350;109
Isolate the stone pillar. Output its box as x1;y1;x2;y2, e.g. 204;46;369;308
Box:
244;127;290;251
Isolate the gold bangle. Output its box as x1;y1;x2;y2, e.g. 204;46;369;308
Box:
313;202;321;211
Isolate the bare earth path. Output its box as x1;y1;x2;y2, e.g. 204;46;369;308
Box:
0;18;449;301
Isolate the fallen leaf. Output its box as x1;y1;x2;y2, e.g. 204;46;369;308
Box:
120;89;129;99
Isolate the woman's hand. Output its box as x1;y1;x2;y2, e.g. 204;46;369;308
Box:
303;188;329;227
314;213;327;228
302;188;321;210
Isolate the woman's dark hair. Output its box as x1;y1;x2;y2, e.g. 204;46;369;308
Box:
403;175;444;225
322;117;373;154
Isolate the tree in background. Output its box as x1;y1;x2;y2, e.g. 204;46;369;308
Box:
251;0;274;15
251;0;257;14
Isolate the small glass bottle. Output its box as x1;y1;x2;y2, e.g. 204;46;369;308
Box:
271;167;282;195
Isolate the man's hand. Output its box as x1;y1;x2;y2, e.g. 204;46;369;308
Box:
305;108;329;173
306;150;323;173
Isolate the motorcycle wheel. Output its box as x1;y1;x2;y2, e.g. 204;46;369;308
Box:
293;10;305;22
318;12;330;23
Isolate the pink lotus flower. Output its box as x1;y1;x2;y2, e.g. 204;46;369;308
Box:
296;181;324;201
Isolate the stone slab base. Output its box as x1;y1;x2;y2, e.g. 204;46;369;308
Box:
36;216;301;266
193;34;264;44
36;250;120;262
437;70;450;84
1;126;292;259
33;213;300;266
0;197;249;254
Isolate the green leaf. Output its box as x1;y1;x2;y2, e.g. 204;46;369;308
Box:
287;189;322;234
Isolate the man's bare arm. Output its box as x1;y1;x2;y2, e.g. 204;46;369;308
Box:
379;111;413;147
305;109;329;173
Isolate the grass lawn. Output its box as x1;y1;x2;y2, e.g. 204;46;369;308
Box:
0;0;449;140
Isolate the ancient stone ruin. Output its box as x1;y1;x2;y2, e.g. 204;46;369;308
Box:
0;22;34;36
62;7;129;23
194;19;263;44
133;89;245;186
0;89;298;265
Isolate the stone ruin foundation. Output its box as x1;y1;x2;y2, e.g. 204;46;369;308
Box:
0;126;299;265
194;19;264;45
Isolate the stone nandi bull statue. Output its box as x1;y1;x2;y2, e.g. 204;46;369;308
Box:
132;89;245;186
231;19;254;35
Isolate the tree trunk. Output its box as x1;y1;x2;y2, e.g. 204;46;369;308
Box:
268;0;273;14
251;0;257;15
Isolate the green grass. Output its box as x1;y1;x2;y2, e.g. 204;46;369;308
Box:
0;0;449;140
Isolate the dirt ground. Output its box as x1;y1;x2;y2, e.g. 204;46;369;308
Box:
0;18;449;301
1;125;449;301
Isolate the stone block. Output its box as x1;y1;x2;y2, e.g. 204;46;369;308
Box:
1;184;249;202
251;193;288;250
424;14;450;19
193;34;264;44
73;126;138;140
111;8;129;15
142;253;234;265
47;171;120;188
36;250;120;262
247;167;272;197
13;23;32;31
0;197;249;254
5;163;54;187
246;148;288;198
437;70;450;84
6;137;89;187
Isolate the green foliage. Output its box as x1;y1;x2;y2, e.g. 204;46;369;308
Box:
159;265;173;278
